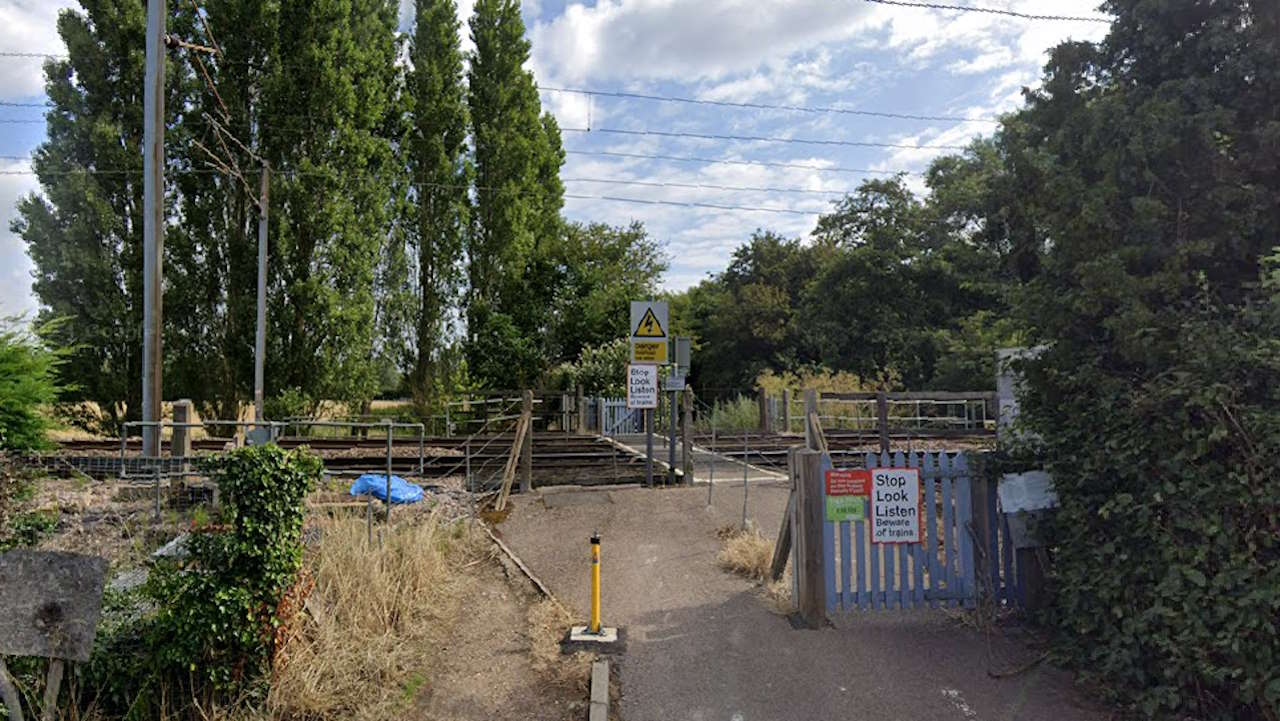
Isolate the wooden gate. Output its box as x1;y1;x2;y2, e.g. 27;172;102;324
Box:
816;451;1020;613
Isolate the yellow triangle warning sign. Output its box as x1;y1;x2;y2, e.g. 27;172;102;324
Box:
633;307;666;338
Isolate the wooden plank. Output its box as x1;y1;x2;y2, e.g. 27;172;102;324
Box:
820;390;996;402
496;414;531;512
911;452;926;609
769;490;795;582
839;519;852;611
956;455;976;608
987;479;1002;602
520;390;534;493
940;455;957;606
1002;511;1016;605
865;452;880;609
893;450;909;609
855;508;867;610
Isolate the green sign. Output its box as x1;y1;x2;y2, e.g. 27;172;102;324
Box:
826;495;866;523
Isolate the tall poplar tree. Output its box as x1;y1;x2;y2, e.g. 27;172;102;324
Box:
261;0;401;408
404;0;470;403
466;0;564;386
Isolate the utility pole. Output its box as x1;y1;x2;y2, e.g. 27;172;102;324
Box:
254;162;269;421
141;0;166;457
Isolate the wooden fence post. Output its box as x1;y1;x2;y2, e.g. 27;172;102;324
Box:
757;388;770;432
969;463;994;609
781;389;791;433
794;449;826;628
521;390;533;493
576;385;586;434
876;390;890;455
803;389;819;450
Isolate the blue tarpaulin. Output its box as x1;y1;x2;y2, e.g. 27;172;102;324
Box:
349;474;424;504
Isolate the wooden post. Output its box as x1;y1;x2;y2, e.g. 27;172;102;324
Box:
0;657;23;721
803;389;819;450
876;390;890;455
681;388;693;484
576;385;586;434
521;390;534;493
757;388;770;432
769;447;797;581
1018;548;1047;614
781;388;791;434
969;468;993;609
794;449;826;628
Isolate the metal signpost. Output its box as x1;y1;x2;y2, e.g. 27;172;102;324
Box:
629;301;669;487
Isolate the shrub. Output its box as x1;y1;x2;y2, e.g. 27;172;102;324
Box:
85;444;322;715
0;318;69;452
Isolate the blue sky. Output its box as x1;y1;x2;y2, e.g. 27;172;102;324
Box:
0;0;1109;317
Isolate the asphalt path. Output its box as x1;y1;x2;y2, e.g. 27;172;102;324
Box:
499;483;1107;721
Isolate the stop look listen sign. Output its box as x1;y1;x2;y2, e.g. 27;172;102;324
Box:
870;467;922;544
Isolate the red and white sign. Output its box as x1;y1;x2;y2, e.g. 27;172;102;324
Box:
870;467;922;544
826;469;871;497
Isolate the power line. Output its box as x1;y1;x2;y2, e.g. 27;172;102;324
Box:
863;0;1111;23
0;119;46;124
0;51;64;58
565;126;968;150
542;87;999;124
564;193;816;216
564;176;851;196
565;149;915;176
0;101;51;108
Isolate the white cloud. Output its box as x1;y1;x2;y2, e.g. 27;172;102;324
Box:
0;1;75;100
0;161;38;317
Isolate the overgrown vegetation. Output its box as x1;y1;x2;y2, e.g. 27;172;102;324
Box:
82;444;321;717
716;526;773;582
270;511;475;720
1001;3;1280;719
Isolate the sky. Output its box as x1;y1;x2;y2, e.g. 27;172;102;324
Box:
0;0;1110;317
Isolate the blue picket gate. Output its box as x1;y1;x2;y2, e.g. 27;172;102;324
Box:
821;451;1018;612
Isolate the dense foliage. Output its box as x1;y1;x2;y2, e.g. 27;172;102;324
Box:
0;320;68;451
1003;1;1280;718
88;444;321;713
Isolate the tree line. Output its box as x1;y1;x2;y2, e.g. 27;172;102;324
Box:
15;0;665;425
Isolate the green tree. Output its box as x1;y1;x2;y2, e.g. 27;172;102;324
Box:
466;0;564;386
262;0;402;408
403;0;470;405
1006;1;1280;717
545;221;667;363
12;1;189;425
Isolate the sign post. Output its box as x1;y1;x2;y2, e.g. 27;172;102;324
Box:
629;301;668;488
870;467;922;543
627;363;659;487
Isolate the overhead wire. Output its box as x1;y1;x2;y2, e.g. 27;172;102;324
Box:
565;126;969;150
862;0;1111;23
564;149;913;176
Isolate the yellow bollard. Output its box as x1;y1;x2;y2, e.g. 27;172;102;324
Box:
590;533;602;633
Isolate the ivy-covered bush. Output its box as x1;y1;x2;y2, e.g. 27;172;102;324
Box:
1006;3;1280;717
86;444;321;714
0;319;69;452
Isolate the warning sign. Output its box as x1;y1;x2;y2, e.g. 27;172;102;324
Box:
870;467;922;544
630;300;668;364
634;308;665;337
825;469;870;523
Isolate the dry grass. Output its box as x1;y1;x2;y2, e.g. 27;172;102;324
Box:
268;511;478;721
716;527;774;582
526;599;593;693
